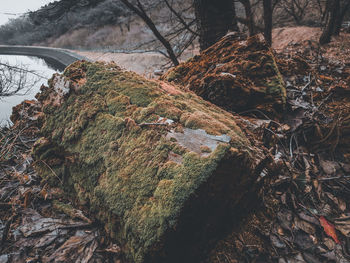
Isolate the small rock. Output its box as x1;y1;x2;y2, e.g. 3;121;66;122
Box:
154;69;164;76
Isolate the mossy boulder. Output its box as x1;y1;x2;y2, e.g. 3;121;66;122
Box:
33;61;263;262
162;34;286;117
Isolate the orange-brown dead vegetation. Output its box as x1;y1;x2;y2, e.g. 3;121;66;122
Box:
162;33;286;118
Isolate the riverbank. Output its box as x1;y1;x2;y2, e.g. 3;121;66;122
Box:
0;45;88;71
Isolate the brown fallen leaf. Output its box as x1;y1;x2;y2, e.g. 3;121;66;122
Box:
318;75;334;82
105;244;121;254
19;209;89;237
334;216;350;236
323;237;336;250
319;159;338;175
294;217;316;235
298;212;319;225
320;216;340;244
339;199;347;212
42;231;97;263
40;188;49;200
23;191;32;208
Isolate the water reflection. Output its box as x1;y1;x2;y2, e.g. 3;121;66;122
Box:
29;56;66;72
0;55;59;125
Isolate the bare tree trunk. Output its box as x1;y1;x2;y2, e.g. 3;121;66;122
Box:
232;1;240;32
119;0;179;66
239;0;255;36
317;0;329;23
194;0;238;51
319;0;340;45
334;0;350;36
263;0;273;46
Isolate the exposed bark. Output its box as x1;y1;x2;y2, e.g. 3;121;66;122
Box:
263;0;273;46
239;0;256;36
119;0;179;66
334;0;350;36
194;0;238;51
316;0;329;23
319;0;341;45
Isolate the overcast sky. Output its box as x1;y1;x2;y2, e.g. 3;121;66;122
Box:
0;0;55;26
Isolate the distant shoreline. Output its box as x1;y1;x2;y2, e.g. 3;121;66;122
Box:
0;45;89;71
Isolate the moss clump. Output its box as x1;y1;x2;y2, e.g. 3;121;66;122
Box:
33;61;260;262
162;35;286;118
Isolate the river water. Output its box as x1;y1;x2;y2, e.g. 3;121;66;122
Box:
0;55;59;125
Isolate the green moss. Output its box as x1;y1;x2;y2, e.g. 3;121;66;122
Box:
52;200;86;220
33;61;256;263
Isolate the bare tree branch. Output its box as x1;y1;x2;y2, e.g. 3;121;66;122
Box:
163;0;199;36
119;0;179;66
0;62;41;98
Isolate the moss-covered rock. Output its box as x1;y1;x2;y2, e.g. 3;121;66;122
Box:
33;61;263;262
162;34;286;117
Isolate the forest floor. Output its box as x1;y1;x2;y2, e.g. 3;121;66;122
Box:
1;27;350;262
210;29;350;262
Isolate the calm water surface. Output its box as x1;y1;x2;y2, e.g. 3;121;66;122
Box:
0;55;59;125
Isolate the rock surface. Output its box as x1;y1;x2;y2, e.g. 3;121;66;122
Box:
162;34;286;117
33;61;263;262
